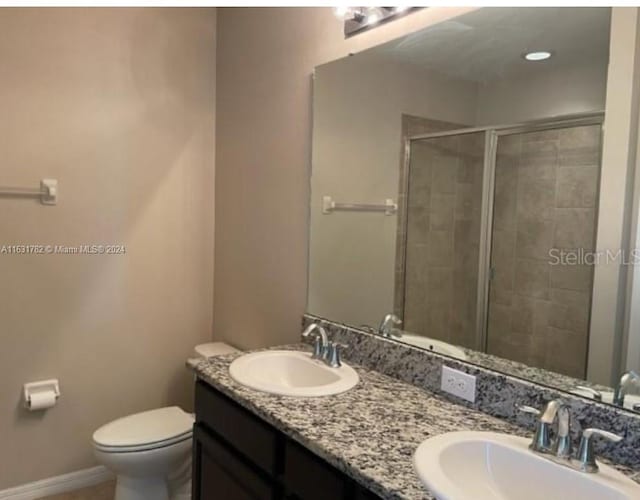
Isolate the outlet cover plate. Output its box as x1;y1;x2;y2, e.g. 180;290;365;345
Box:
441;365;476;403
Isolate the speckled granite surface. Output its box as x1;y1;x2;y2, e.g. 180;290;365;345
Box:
304;315;640;470
189;347;640;500
461;346;612;394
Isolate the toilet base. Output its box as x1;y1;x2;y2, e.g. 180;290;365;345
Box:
114;474;191;500
115;475;169;500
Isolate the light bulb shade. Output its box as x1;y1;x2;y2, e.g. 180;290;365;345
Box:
334;6;350;18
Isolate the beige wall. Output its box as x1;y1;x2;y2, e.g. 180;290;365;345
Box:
0;8;216;488
594;8;640;384
214;6;477;349
475;61;608;125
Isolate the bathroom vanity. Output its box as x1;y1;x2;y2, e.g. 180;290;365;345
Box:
192;379;379;499
190;345;640;500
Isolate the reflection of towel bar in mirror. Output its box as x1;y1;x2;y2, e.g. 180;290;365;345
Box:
0;179;58;205
322;195;397;215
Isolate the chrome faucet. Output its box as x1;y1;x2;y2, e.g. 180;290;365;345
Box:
542;400;572;458
613;370;640;407
301;323;348;368
301;323;329;360
519;399;570;457
378;313;402;338
519;400;623;473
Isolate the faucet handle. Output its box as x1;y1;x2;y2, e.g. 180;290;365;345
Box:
576;386;603;402
517;404;551;453
326;342;348;368
577;428;623;473
517;405;541;416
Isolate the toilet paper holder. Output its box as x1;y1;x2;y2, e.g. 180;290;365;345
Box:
23;379;60;410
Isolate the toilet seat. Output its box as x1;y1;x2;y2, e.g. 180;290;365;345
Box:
93;406;194;454
94;431;192;453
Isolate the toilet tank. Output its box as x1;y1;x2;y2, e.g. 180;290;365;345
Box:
193;342;238;359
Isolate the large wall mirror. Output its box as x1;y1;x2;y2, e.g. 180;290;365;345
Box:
308;7;640;411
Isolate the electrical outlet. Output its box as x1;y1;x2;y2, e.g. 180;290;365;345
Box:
441;365;476;403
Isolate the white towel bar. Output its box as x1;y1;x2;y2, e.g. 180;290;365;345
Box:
0;179;58;205
322;195;396;215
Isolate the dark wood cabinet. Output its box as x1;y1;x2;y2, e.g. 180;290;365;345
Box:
193;381;381;500
193;424;277;500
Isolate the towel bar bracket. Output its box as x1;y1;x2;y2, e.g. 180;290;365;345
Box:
0;178;58;205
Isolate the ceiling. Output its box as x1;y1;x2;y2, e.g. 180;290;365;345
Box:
366;7;611;83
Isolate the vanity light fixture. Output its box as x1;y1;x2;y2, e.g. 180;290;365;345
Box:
523;50;553;61
333;6;350;18
365;9;382;25
337;6;421;38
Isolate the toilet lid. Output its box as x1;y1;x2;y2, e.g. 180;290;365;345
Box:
93;406;194;449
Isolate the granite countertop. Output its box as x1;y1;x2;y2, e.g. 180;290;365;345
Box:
189;346;640;499
461;346;613;394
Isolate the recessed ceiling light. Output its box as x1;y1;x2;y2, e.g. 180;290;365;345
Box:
524;51;553;61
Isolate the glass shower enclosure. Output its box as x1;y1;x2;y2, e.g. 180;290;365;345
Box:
396;115;603;378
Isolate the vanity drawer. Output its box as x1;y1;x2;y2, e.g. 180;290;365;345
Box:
283;439;352;500
195;380;280;475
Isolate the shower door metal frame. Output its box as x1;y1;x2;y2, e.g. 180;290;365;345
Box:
403;111;605;354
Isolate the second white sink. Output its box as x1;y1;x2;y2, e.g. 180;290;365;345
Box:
414;431;640;500
399;333;468;360
229;350;359;397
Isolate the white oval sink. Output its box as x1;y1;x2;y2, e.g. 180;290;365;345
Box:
400;334;468;360
229;350;359;397
571;388;640;411
414;431;640;500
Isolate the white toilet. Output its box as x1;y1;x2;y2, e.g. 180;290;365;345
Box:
92;342;238;500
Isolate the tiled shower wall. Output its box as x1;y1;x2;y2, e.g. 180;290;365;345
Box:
394;115;464;318
487;125;601;378
402;132;485;348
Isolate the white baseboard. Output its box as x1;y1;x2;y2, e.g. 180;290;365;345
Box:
0;466;114;500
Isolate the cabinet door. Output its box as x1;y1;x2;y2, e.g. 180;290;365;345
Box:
355;486;383;500
283;439;354;500
195;381;280;475
193;424;277;500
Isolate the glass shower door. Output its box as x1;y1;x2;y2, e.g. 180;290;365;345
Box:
400;131;486;350
486;124;602;378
